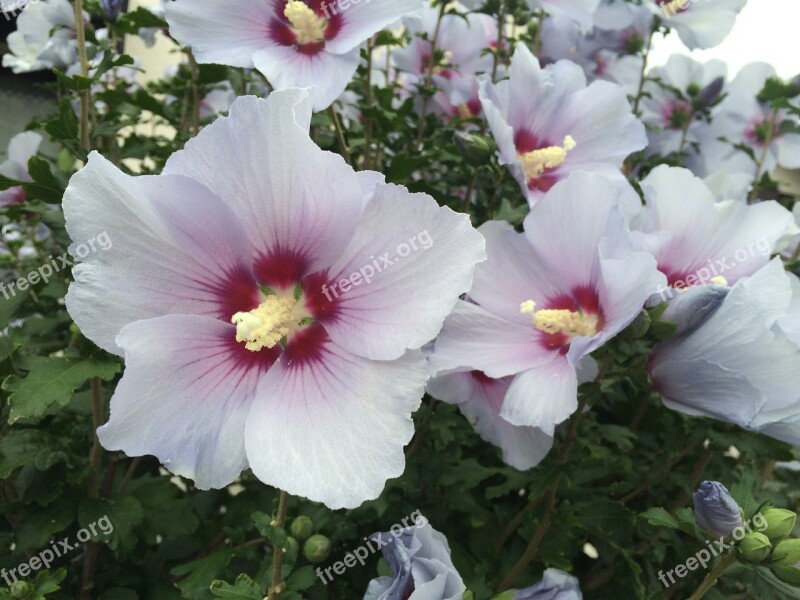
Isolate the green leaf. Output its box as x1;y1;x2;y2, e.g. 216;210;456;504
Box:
79;496;145;553
640;507;682;531
0;288;29;330
171;549;234;599
3;357;120;423
286;566;318;592
210;574;263;599
754;567;800;598
25;156;66;204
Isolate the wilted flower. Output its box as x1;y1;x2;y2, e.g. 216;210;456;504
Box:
63;90;485;509
693;481;743;538
0;132;43;207
166;0;423;111
429;173;665;436
479;44;646;206
364;515;466;600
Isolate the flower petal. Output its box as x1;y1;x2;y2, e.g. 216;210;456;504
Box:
428;301;549;379
252;46;361;111
164;92;364;288
98;315;278;489
166;0;277;68
501;357;578;434
324;0;424;55
245;327;427;509
321;184;486;361
64;152;257;355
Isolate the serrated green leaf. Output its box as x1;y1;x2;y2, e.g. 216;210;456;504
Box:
3;357;120;423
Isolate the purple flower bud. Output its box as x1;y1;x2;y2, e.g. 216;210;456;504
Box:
693;481;743;538
513;569;582;599
99;0;127;21
696;76;724;107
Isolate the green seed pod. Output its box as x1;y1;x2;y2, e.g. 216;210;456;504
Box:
303;534;331;563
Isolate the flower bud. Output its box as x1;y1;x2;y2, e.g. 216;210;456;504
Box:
771;539;800;567
696;77;724;107
286;536;300;555
761;508;797;541
489;592;516;600
10;581;32;599
290;515;314;541
736;532;772;564
453;132;494;167
693;481;743;538
303;534;331;563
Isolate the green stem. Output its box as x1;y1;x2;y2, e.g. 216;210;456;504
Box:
73;0;91;151
747;108;779;203
267;490;290;600
686;553;737;600
414;0;447;148
328;105;352;165
632;18;657;117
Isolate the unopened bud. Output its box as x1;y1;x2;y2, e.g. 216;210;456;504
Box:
453;132;494;166
696;77;724;107
693;481;743;538
736;532;772;564
303;534;331;563
761;508;797;541
771;539;800;567
290;515;314;541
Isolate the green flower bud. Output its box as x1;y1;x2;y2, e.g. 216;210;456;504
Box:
761;508;797;541
286;536;300;556
453;132;494;167
303;534;331;563
489;592;516;600
771;539;800;567
736;532;772;564
10;581;32;599
772;565;800;587
290;515;314;541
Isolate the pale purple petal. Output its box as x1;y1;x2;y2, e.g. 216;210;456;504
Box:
98;315;277;489
245;327;428;509
64;152;258;356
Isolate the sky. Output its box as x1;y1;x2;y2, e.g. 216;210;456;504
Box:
649;0;800;78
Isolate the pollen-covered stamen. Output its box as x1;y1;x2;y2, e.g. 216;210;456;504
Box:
710;276;728;286
518;136;576;180
284;0;327;45
232;295;301;352
520;300;599;338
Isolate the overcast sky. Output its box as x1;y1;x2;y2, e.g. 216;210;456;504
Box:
649;0;799;78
